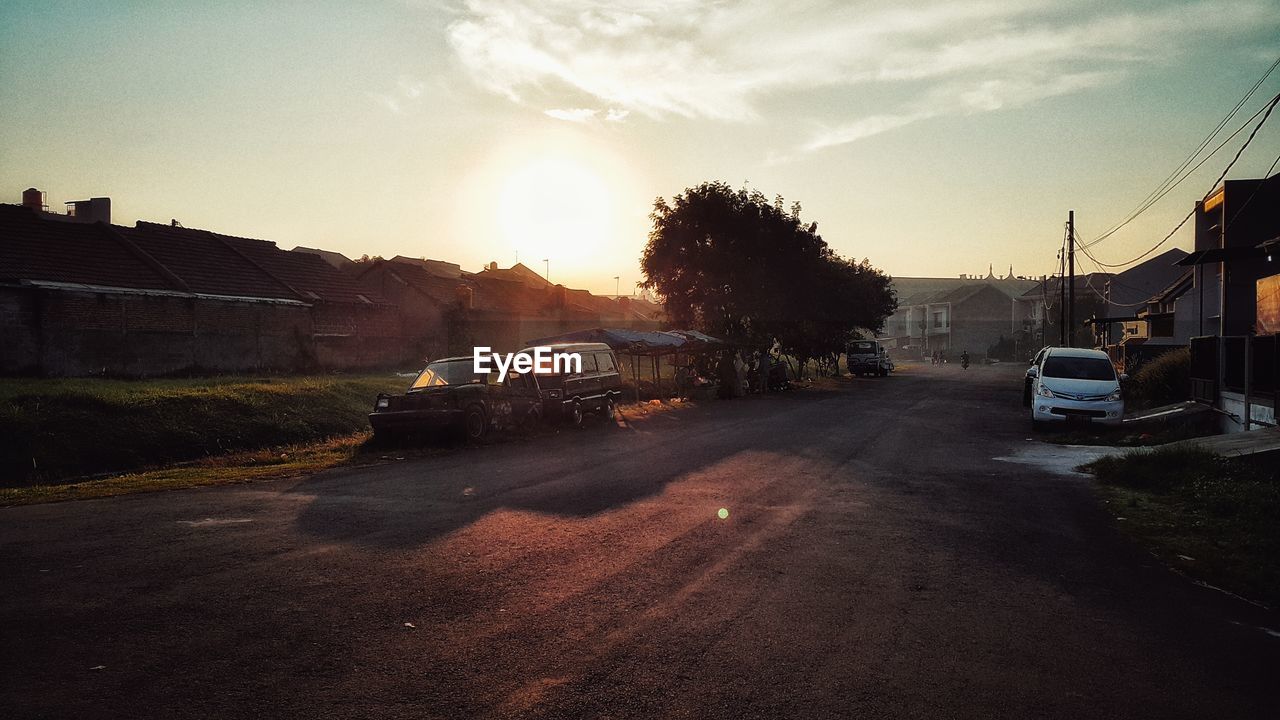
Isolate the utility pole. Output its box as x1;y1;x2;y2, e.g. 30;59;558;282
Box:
614;276;620;298
1058;249;1066;346
542;258;550;282
1067;210;1076;348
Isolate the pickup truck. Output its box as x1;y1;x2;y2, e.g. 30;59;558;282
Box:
847;340;893;377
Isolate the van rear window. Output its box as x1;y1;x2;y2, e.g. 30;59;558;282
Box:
595;352;617;373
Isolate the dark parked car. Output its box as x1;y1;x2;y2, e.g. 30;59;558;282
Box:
523;342;624;426
369;356;542;442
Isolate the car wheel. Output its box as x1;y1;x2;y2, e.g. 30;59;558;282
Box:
1031;417;1046;432
463;405;487;441
602;396;616;423
569;401;584;428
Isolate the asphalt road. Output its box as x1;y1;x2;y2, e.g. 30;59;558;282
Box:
3;364;1278;719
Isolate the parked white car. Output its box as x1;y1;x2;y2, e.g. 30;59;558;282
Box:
1027;347;1126;430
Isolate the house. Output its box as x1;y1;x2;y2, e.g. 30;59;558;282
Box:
1178;172;1280;431
1075;248;1189;368
0;197;403;376
882;267;1039;359
352;259;665;359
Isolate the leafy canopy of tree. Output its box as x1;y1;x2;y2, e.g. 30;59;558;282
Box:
641;182;896;365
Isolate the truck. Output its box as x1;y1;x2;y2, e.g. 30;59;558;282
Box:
846;339;893;377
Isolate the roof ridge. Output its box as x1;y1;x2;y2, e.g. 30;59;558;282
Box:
100;224;192;293
203;230;306;301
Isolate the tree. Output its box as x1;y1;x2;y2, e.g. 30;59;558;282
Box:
641;182;896;373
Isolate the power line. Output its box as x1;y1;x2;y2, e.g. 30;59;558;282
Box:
1223;150;1280;231
1084;54;1280;249
1082;98;1274;250
1079;91;1280;269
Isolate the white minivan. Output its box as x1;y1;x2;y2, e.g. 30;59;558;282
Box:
1027;347;1126;430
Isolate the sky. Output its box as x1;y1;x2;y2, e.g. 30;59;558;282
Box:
2;0;1279;295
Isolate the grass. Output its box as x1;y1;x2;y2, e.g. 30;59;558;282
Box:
1082;445;1280;607
0;381;706;506
1;374;407;486
0;433;383;507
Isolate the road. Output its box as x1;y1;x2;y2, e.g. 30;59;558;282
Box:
3;364;1278;719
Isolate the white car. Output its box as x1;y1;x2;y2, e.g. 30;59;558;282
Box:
1027;347;1126;430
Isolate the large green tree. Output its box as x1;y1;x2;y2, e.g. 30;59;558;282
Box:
641;181;896;363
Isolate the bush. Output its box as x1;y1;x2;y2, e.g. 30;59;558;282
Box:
1125;347;1190;411
1085;445;1221;491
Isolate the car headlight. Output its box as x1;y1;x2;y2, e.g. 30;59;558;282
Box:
1037;384;1054;398
1107;388;1122;402
375;397;390;409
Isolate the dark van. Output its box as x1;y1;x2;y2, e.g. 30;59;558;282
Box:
518;342;624;426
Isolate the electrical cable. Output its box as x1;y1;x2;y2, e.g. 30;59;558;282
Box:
1084;54;1280;249
1079;91;1280;269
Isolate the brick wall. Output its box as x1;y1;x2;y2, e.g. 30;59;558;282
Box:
0;287;40;374
0;286;414;376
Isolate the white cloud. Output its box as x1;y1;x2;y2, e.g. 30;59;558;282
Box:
371;75;430;114
444;0;1273;148
544;107;598;123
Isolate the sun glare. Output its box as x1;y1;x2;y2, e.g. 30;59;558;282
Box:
497;156;614;268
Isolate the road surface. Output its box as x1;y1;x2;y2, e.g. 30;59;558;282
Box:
3;364;1277;719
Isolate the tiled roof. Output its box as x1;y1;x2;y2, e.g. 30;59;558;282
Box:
2;207;387;305
222;233;387;305
122;222;297;300
358;259;464;305
0;204;181;291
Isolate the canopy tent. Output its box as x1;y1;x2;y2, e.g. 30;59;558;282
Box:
524;327;727;356
523;328;729;402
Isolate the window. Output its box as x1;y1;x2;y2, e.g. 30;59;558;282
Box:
410;359;489;389
595;352;617;373
1041;356;1116;381
932;311;945;328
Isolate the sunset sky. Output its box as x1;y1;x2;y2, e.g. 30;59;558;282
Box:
2;0;1279;294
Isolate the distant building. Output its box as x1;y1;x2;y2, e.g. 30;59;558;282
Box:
292;246;354;271
882;266;1038;359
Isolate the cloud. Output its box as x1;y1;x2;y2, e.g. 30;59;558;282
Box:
371;76;429;114
445;0;1273;147
543;106;632;124
545;107;598;123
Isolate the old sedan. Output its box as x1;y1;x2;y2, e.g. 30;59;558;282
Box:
369;356;542;442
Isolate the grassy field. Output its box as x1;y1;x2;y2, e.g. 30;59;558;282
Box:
1084;446;1280;608
1;374;407;486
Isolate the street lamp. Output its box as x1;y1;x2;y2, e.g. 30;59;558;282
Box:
542;259;549;282
614;276;620;297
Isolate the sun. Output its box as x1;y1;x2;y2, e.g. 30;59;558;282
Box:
497;156;614;268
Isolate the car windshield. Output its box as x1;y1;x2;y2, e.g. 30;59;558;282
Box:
409;360;488;389
1042;356;1116;381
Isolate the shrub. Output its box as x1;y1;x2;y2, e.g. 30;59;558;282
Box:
1125;347;1190;411
1083;445;1221;492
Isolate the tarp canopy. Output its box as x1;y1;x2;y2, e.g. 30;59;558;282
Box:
524;327;727;356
